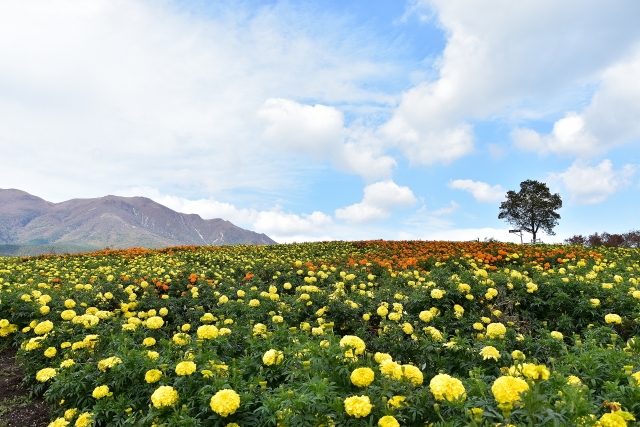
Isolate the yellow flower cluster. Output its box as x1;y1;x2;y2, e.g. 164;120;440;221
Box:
343;395;373;418
145;369;162;383
197;325;219;339
175;361;197;376
97;356;122;372
339;335;366;355
491;376;529;405
262;349;284;366
350;367;375;387
92;385;110;399
151;386;179;408
429;374;466;402
209;389;241;417
485;322;507;339
36;367;57;382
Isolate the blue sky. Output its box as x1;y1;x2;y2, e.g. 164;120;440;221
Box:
2;0;640;243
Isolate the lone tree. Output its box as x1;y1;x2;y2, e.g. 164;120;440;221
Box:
498;180;562;243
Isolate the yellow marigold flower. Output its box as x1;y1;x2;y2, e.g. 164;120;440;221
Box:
272;315;284;323
151;385;179;408
209;389;241;417
145;369;162;383
172;333;191;345
458;283;471;293
590;298;601;307
145;316;164;329
36;367;57;382
147;351;159;360
344;395;373;418
61;310;76;321
175;361;197;376
263;349;284;366
605;314;622;324
479;346;500;361
491;376;529;404
419;310;433;322
599;412;629;427
350;367;375;387
312;327;324;336
40;305;51;315
34;320;54;335
60;359;75;368
402;364;423;385
44;347;57;358
97;356;122;372
378;415;400;427
511;350;525;361
92;385;110;399
486;323;507;339
430;289;445;299
159;308;168;316
388;312;402;321
64;299;76;309
380;360;403;380
550;331;563;339
63;408;77;420
374;352;392;364
522;363;550;380
387;395;406;409
402;322;414;335
377;305;389;317
429;374;466;402
198;325;219;339
201;312;215;322
74;412;94;427
339;335;366;355
567;375;582;386
181;323;191;332
142;337;156;347
253;323;267;336
48;417;69;427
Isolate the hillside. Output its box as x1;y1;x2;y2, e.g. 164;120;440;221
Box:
0;189;275;254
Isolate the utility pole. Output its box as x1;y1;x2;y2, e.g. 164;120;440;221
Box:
509;229;523;244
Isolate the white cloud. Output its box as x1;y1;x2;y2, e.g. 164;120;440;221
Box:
384;0;640;164
335;181;417;222
550;160;636;204
258;98;396;180
431;201;460;216
513;49;640;157
449;179;505;202
116;187;334;243
0;1;397;202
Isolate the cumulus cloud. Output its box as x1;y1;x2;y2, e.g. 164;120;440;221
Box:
258;98;396;181
0;1;396;202
383;0;640;164
116;187;334;243
513;49;640;157
449;179;505;202
431;201;460;216
335;181;417;222
550;160;636;204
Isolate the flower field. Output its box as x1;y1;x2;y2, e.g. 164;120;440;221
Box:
1;240;640;427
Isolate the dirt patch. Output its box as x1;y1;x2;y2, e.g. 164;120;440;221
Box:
0;346;51;427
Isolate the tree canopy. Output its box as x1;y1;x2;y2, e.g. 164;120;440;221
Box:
498;180;562;243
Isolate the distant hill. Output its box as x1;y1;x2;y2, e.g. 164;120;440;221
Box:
0;189;276;255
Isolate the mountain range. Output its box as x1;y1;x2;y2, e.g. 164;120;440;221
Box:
0;189;275;255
